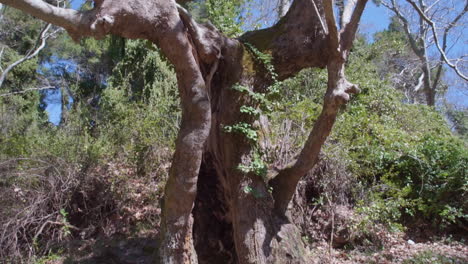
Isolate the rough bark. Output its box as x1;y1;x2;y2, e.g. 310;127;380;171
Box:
0;0;369;263
269;0;366;215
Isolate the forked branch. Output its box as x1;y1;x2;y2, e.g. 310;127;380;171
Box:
406;0;468;81
340;0;368;51
269;0;368;215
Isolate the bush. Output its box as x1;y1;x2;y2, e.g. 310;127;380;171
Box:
0;40;178;262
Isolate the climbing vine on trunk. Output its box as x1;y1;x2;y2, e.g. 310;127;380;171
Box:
0;0;369;263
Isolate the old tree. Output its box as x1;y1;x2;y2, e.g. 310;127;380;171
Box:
0;0;369;263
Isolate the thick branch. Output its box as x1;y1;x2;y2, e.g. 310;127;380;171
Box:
340;0;368;52
176;4;223;65
270;61;360;215
241;0;328;79
269;0;367;215
0;0;87;37
323;0;339;50
341;0;358;28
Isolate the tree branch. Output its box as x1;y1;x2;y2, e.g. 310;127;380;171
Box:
0;46;4;72
0;0;86;35
240;0;329;79
341;0;358;28
340;0;368;52
0;86;55;97
382;0;422;57
323;0;339;50
406;0;468;81
432;0;468;89
0;23;52;88
310;0;327;34
269;0;367;215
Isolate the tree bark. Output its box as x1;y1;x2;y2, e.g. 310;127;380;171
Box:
0;0;369;263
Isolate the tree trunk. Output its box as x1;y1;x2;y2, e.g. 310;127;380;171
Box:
186;34;311;263
0;0;369;263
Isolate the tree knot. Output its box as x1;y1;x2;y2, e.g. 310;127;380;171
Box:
91;15;114;38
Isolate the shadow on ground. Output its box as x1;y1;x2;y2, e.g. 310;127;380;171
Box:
62;235;158;264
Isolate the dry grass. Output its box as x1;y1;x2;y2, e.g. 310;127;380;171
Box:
0;158;81;262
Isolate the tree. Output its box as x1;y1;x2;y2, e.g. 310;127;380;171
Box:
381;0;468;106
0;0;369;263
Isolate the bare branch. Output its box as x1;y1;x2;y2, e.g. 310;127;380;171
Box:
341;0;358;28
406;0;468;81
340;0;368;52
432;0;468;88
0;46;4;72
414;72;424;92
426;0;443;12
0;23;52;88
0;0;85;33
322;0;339;50
382;0;422;57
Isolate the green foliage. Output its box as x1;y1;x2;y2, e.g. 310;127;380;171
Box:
1;3;467;260
34;252;62;264
226;44;282;179
331;38;468;228
267;35;468;230
238;149;268;178
0;8;45;54
1;37;178;262
445;105;468;140
224;122;258;142
188;0;245;37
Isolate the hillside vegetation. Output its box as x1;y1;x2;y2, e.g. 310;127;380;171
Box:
0;2;467;263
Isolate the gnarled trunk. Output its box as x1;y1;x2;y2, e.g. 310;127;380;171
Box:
0;0;369;263
193;38;310;264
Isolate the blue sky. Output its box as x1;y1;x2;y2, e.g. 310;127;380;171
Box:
44;0;465;124
70;0;390;39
